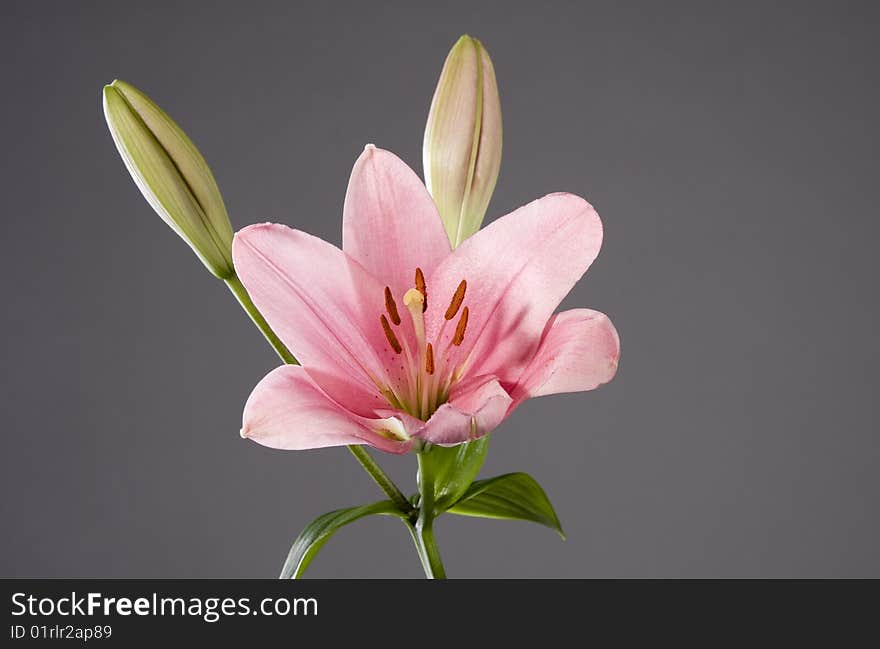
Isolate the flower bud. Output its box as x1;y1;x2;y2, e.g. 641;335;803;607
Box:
102;80;235;279
423;35;502;248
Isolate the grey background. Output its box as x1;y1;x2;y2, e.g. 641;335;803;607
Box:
1;0;877;578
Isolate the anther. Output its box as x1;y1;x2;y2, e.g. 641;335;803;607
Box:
380;314;403;354
444;280;467;320
414;267;427;312
425;343;435;375
452;306;469;346
384;286;401;326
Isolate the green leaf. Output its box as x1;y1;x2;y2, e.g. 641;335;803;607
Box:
421;436;490;510
279;501;407;579
447;472;564;538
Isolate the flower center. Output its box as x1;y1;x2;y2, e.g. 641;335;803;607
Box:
378;268;470;420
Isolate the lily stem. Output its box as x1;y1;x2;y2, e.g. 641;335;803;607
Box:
411;452;447;579
225;274;297;365
348;445;413;514
224;273;412;515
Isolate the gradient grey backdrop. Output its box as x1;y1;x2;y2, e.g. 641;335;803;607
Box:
2;0;877;577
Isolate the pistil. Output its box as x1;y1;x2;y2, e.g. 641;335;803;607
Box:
403;288;427;352
403;287;428;417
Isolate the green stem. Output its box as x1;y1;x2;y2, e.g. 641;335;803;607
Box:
412;452;447;579
224;274;411;514
348;445;413;514
226;274;298;364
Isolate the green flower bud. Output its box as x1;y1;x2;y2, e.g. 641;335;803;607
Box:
423;35;502;248
102;80;234;279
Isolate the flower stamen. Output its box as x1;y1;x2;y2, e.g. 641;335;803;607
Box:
452;306;469;346
425;343;435;375
414;267;427;312
380;314;402;354
378;273;473;420
384;286;401;325
444;280;467;320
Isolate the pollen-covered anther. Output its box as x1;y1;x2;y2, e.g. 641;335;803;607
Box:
452;306;469;346
384;286;401;325
414;267;427;312
425;343;435;375
444;280;467;320
380;314;403;354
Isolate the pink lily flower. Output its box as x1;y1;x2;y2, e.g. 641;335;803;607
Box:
235;146;620;453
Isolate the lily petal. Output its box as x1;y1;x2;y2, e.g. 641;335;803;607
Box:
426;193;603;385
510;309;620;407
233;223;395;415
242;365;411;454
342;145;451;300
406;375;512;445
